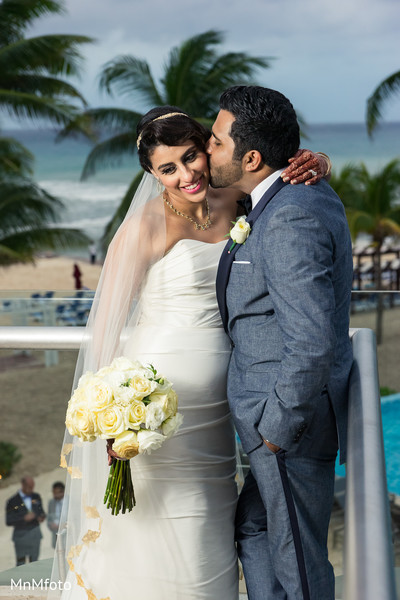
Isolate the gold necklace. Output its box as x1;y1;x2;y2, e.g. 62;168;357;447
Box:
163;190;212;231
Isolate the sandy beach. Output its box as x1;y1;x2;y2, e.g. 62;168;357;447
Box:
0;255;102;292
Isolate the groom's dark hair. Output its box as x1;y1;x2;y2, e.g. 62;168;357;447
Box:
219;86;300;169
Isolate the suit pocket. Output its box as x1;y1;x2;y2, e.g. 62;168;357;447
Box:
245;365;280;394
230;261;254;275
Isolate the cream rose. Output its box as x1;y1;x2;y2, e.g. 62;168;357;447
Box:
66;404;97;442
112;431;139;459
85;377;114;413
126;401;146;430
161;413;184;439
230;216;251;244
137;430;166;454
129;374;156;400
97;405;126;439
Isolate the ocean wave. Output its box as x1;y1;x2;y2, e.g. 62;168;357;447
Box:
61;216;110;229
39;179;130;203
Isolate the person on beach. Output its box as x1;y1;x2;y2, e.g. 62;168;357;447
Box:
88;242;97;265
53;106;331;600
5;476;46;566
47;481;65;549
72;263;82;290
209;85;353;600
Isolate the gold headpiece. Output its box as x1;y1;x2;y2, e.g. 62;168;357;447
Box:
136;112;188;150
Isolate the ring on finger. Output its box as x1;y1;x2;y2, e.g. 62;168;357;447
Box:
309;169;317;177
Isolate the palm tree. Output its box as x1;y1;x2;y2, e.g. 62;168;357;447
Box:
60;30;271;246
0;175;90;265
366;69;400;136
0;0;93;127
330;160;400;343
0;0;94;265
0;135;34;176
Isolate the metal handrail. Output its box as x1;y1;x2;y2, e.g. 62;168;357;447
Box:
345;328;396;599
0;325;396;598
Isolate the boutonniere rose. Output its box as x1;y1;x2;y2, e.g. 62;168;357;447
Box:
226;217;251;253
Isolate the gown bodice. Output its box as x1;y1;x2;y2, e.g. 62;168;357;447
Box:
138;238;226;329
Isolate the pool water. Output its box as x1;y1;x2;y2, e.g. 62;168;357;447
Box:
335;394;400;495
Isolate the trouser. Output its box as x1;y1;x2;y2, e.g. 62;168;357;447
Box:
236;398;338;600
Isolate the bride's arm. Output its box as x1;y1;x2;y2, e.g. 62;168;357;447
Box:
281;149;332;185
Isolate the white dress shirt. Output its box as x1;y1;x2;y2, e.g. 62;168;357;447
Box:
19;490;32;511
251;168;285;210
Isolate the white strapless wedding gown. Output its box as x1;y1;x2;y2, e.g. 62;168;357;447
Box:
61;239;238;600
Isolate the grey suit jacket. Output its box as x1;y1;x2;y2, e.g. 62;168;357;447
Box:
216;178;353;462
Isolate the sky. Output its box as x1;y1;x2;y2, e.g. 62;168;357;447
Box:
23;0;400;125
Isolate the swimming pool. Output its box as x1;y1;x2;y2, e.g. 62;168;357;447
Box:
335;394;400;494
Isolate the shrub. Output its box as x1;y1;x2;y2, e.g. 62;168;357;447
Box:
0;441;21;479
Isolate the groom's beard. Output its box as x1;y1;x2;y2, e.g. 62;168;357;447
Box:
209;160;242;189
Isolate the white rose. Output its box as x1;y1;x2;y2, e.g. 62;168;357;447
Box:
109;356;137;372
97;405;126;439
77;371;94;389
230;217;251;244
161;413;184;439
112;431;139;459
126;401;146;430
66;403;97;442
148;389;178;420
95;365;114;378
113;384;136;407
137;430;166;454
85;377;114;413
145;402;167;430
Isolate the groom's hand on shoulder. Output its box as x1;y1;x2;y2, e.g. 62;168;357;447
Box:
263;438;281;454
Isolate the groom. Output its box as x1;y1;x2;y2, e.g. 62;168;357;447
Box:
209;86;353;600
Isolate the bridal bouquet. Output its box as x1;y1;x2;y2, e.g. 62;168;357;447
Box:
65;357;182;515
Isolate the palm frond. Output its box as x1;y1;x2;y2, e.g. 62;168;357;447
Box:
57;107;143;142
98;56;163;105
0;73;87;103
0;89;79;124
80;132;137;180
0;34;94;78
0;136;34;176
0;227;89;266
0;0;65;46
100;170;144;250
366;70;400;136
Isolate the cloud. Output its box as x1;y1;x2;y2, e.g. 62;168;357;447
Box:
22;0;400;123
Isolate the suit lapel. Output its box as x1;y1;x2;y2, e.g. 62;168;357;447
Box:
216;177;288;333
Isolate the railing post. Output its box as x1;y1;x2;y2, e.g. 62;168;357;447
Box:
344;328;396;600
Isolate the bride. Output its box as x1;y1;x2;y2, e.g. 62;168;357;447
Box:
51;107;329;600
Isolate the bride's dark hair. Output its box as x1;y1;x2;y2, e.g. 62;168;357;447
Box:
137;106;210;173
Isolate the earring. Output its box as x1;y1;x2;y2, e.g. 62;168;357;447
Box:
157;179;163;194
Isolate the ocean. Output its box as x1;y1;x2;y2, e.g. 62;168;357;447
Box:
5;122;400;252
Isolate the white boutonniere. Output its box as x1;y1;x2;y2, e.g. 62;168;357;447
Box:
226;216;251;253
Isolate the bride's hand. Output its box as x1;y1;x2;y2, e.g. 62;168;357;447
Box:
281;149;330;185
106;439;127;465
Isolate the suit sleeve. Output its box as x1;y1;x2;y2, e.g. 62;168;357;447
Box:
257;203;336;450
47;499;56;530
5;497;25;527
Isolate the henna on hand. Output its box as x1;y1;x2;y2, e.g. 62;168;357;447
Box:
281;149;326;185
